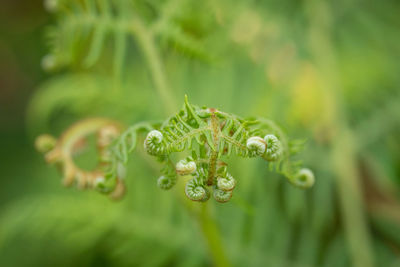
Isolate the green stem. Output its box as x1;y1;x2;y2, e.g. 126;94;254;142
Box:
112;28;126;91
207;112;220;185
132;19;230;267
332;130;374;267
306;2;374;267
132;21;176;113
198;203;231;267
177;180;231;267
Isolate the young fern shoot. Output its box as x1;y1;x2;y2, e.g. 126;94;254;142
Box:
35;118;127;200
36;96;314;203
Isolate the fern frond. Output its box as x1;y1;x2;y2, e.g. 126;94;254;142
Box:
46;0;117;69
37;96;314;202
247;118;312;187
44;0;213;73
220;119;251;157
26;74;110;134
158;23;211;61
102;122;156;191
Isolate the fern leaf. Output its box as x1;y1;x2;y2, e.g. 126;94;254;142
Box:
159;23;211;61
84;22;108;67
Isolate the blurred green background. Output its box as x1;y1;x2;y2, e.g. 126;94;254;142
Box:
1;0;400;266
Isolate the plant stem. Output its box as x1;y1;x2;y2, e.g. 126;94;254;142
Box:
332;130;374;267
198;203;231;267
132;21;176;113
112;28;126;92
207;112;220;185
307;2;374;267
132;19;230;267
176;183;231;267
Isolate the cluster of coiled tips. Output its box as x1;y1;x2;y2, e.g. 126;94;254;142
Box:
246;134;282;160
144;127;314;203
144;129;238;203
181;163;237;203
246;134;314;188
177;160;236;203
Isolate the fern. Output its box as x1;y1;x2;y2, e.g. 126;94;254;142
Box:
43;0;211;73
36;96;314;202
0;194;206;266
26;74;110;134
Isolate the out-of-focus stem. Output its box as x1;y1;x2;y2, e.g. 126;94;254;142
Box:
198;203;231;267
332;130;374;267
306;1;374;267
132;21;176;113
177;180;230;267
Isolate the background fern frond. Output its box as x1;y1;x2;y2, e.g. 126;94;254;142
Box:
45;0;214;74
26;74;110;134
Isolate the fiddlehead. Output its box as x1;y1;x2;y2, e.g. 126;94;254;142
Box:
36;96;314;202
35;118;126;200
176;158;197;175
263;134;282;161
185;171;210;202
144;130;165;156
217;173;236;192
246;136;266;156
291;168;315;189
213;187;233;203
157;175;177;190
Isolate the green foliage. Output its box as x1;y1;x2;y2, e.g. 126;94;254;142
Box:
34;96;313;202
1;0;400;266
99;95;314;202
0;194;207;267
43;0;210;74
27;74;110;133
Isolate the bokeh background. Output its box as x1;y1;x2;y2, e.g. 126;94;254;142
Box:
1;0;400;266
